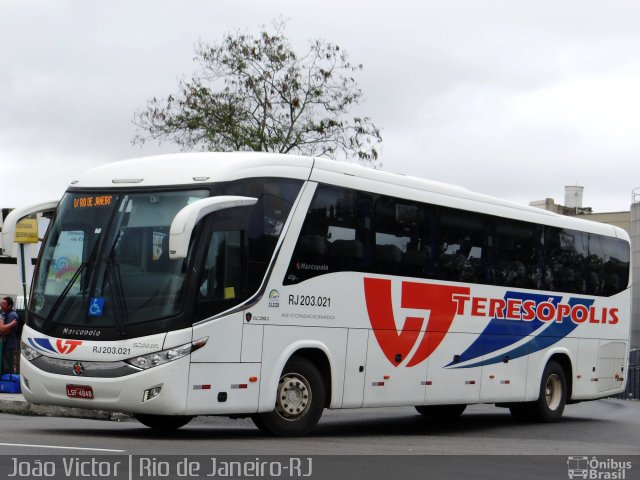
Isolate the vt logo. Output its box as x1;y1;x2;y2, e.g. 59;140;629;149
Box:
364;278;470;367
27;337;83;355
56;339;83;354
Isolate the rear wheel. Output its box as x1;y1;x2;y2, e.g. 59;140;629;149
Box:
415;404;466;418
509;360;567;423
134;414;193;430
533;360;567;422
251;357;326;437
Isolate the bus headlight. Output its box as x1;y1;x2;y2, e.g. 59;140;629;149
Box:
21;341;42;362
126;337;208;370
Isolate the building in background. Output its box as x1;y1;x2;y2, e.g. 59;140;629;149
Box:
530;187;639;350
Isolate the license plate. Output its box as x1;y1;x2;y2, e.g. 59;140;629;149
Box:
66;384;94;399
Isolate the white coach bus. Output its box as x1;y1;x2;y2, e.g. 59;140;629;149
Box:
3;153;631;436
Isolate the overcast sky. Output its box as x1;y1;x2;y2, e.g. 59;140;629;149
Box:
2;0;639;213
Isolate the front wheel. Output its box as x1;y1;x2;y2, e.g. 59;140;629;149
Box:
134;414;193;431
252;357;326;437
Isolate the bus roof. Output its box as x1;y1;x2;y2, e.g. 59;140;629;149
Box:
70;152;314;187
68;152;628;241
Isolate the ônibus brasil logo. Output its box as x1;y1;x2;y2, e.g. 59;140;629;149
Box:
363;278;618;369
27;338;83;355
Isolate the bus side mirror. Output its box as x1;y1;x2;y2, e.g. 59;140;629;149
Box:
168;196;258;259
1;200;59;257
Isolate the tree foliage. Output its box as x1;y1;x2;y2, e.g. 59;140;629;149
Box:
133;20;382;165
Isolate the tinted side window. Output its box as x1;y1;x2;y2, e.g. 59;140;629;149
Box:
195;210;246;320
195;178;301;320
437;208;489;284
586;234;629;295
544;227;630;295
223;179;302;293
544;228;590;294
285;185;372;284
374;197;435;277
282;183;630;296
494;219;543;289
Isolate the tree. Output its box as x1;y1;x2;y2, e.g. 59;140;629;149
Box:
133;20;382;166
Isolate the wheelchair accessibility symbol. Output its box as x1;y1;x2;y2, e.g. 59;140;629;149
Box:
88;297;105;317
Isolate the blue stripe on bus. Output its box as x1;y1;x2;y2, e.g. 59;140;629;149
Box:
449;296;594;369
450;292;563;366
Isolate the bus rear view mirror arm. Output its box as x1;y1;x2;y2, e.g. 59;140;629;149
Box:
1;199;59;257
168;196;258;259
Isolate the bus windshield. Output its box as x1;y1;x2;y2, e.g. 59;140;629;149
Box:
31;190;208;336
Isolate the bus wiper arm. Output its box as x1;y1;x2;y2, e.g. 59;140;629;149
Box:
39;230;104;331
41;262;87;331
107;259;129;337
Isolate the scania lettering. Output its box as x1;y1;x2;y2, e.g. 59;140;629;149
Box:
3;152;630;436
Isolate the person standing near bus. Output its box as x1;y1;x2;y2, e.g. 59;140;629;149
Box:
0;297;19;374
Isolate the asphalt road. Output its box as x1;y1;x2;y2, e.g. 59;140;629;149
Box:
1;399;639;480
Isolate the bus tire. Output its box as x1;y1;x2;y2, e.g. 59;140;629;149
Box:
134;414;193;430
251;356;325;437
415;404;466;418
510;360;568;423
531;360;567;422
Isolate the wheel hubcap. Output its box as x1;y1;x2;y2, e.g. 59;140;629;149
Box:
275;373;312;420
545;373;562;410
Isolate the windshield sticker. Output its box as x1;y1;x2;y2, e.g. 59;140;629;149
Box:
52;256;81;281
88;297;105;317
152;231;166;261
49;230;84;283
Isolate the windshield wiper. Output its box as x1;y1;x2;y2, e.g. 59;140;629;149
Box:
106;258;129;337
40;262;87;332
39;227;104;332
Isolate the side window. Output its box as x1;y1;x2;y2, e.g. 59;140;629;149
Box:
285;185;372;284
544;227;588;294
223;178;302;293
374;197;434;277
587;234;630;296
199;230;243;302
600;236;630;295
282;183;632;296
195;209;246;320
437;208;488;284
193;178;302;320
493;219;543;289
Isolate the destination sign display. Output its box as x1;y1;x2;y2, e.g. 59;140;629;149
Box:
72;195;113;209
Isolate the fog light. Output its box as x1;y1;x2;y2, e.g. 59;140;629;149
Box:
142;386;162;402
23;377;31;391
